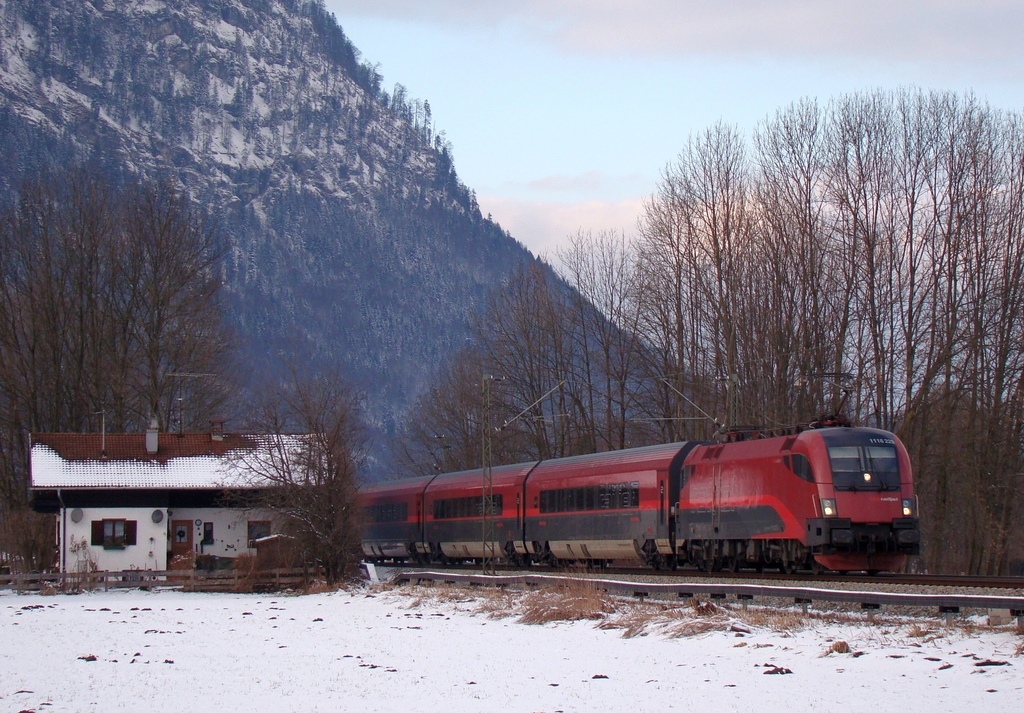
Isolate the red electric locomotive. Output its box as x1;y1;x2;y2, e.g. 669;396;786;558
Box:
676;427;919;573
358;426;920;573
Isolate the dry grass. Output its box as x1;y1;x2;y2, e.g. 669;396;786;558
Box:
518;578;615;625
665;618;729;638
302;578;346;595
599;599;737;639
598;602;671;638
906;623;936;638
690;598;722;617
736;608;808;632
396;582;479;608
475;587;519;618
387;582;957;645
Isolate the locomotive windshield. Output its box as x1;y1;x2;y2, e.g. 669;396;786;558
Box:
822;431;901;491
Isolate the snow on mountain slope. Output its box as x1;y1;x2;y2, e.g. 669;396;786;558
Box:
0;0;534;474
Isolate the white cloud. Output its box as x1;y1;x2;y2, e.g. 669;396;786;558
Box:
478;195;645;261
326;1;1023;68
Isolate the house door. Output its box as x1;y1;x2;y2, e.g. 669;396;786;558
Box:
171;520;193;558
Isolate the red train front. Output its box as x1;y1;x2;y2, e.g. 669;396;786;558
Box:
676;427;920;572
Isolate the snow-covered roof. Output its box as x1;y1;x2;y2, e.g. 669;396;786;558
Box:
29;433;283;489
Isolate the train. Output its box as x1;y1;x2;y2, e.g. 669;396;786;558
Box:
359;426;921;573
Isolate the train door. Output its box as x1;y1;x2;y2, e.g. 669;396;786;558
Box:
416;498;423;543
712;464;722;536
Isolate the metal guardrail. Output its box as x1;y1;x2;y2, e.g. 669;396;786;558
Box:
392;570;1024;617
0;568;308;593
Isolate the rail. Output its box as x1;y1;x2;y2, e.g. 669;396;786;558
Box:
377;562;1024;590
0;568;309;593
392;570;1024;619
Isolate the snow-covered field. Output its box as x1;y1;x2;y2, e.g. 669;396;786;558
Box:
1;582;1021;713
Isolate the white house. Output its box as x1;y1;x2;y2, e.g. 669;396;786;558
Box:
30;424;281;573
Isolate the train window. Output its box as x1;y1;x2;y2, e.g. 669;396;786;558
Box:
785;453;814;483
828;444;900;491
433;495;503;519
681;465;695;488
539;482;640;513
364;502;409;523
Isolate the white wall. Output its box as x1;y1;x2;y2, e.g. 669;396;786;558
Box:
58;506;279;572
166;508;278;559
60;507;168;572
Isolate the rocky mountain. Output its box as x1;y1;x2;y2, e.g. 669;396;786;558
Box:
0;0;534;475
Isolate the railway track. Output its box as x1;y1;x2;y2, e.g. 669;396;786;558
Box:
375;562;1024;591
378;564;1024;617
602;567;1024;590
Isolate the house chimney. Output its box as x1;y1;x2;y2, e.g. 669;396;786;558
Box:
210;419;226;442
146;417;159;454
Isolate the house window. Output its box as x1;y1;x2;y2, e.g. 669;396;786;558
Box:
90;519;138;549
247;520;271;547
202;522;214;545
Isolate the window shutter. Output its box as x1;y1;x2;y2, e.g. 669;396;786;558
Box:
125;520;138;546
91;521;103;546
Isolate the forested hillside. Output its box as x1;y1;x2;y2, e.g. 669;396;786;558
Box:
0;0;532;473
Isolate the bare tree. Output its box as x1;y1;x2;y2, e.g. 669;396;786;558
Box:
0;166;234;570
237;367;366;583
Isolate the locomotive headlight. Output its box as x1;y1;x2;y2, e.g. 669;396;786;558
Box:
821;498;837;518
863;472;872;482
902;499;914;517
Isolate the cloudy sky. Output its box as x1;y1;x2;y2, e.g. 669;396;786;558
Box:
322;1;1023;258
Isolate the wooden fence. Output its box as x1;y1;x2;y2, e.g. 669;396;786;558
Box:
0;567;309;594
